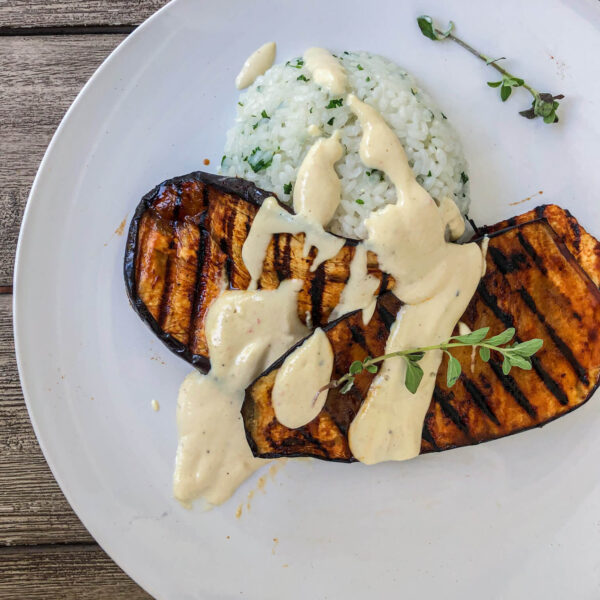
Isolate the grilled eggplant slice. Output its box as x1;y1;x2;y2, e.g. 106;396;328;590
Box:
124;171;393;371
242;210;600;460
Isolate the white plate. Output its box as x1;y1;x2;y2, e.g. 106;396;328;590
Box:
14;0;600;598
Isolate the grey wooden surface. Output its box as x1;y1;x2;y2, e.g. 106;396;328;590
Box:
0;2;170;598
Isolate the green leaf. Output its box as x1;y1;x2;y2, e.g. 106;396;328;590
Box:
355;198;365;205
544;111;557;124
221;155;227;166
511;338;543;357
446;354;462;387
486;328;515;346
502;356;512;375
512;77;524;86
349;361;364;375
357;64;364;71
406;351;425;362
417;15;438;40
460;171;469;184
283;182;292;195
327;117;335;126
366;364;378;374
508;354;532;370
500;86;512;101
325;98;344;109
297;74;309;82
405;360;424;394
417;15;454;41
487;80;502;88
479;346;491;362
248;147;274;173
340;378;354;394
261;110;270;119
452;326;490;344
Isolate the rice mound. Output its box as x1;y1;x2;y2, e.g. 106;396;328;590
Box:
222;51;469;239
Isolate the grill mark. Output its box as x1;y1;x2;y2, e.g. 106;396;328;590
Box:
377;304;397;331
281;235;292;280
478;280;567;407
272;233;284;282
309;265;326;325
378;272;389;294
432;387;469;434
421;421;439;451
530;355;569;405
487;358;537;417
460;374;500;425
518;287;588;384
488;246;520;274
569;218;581;252
187;224;207;347
517;231;548;275
348;323;369;353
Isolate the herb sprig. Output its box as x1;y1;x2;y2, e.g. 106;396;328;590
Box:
417;15;564;124
313;327;543;400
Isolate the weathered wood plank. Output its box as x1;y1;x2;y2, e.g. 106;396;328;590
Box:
0;294;93;546
0;34;127;286
0;545;152;599
0;1;168;29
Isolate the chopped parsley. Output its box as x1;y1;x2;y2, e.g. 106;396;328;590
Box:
327;117;335;126
367;169;385;182
441;112;447;119
297;74;309;82
325;98;344;109
248;147;274;173
286;58;304;69
283;182;292;195
366;76;371;82
221;155;227;166
427;170;432;177
357;64;364;71
261;109;270;119
461;172;469;184
410;88;417;96
238;102;244;107
355;198;365;205
309;107;313;113
343;51;350;55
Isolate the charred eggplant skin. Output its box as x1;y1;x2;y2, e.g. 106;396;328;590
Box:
124;172;278;372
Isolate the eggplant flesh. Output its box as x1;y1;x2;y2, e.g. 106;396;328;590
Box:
242;207;600;461
124;171;393;372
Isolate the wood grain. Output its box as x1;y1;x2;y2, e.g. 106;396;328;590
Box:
0;34;126;286
0;1;168;29
0;294;94;546
0;545;152;599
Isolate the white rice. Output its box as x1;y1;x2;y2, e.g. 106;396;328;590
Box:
222;51;469;239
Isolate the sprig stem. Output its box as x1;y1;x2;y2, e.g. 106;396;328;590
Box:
313;326;543;403
417;15;564;123
441;31;538;97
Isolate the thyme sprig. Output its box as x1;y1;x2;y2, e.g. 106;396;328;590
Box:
417;15;564;123
313;327;543;401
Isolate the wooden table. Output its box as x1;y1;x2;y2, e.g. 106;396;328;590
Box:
0;2;170;597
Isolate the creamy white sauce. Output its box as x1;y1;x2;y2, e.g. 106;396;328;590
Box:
328;244;379;324
458;322;472;337
345;95;483;464
439;196;466;241
235;42;276;90
173;280;308;506
242;197;345;289
293;131;343;227
481;236;490;276
272;328;334;429
303;47;347;95
307;124;321;137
